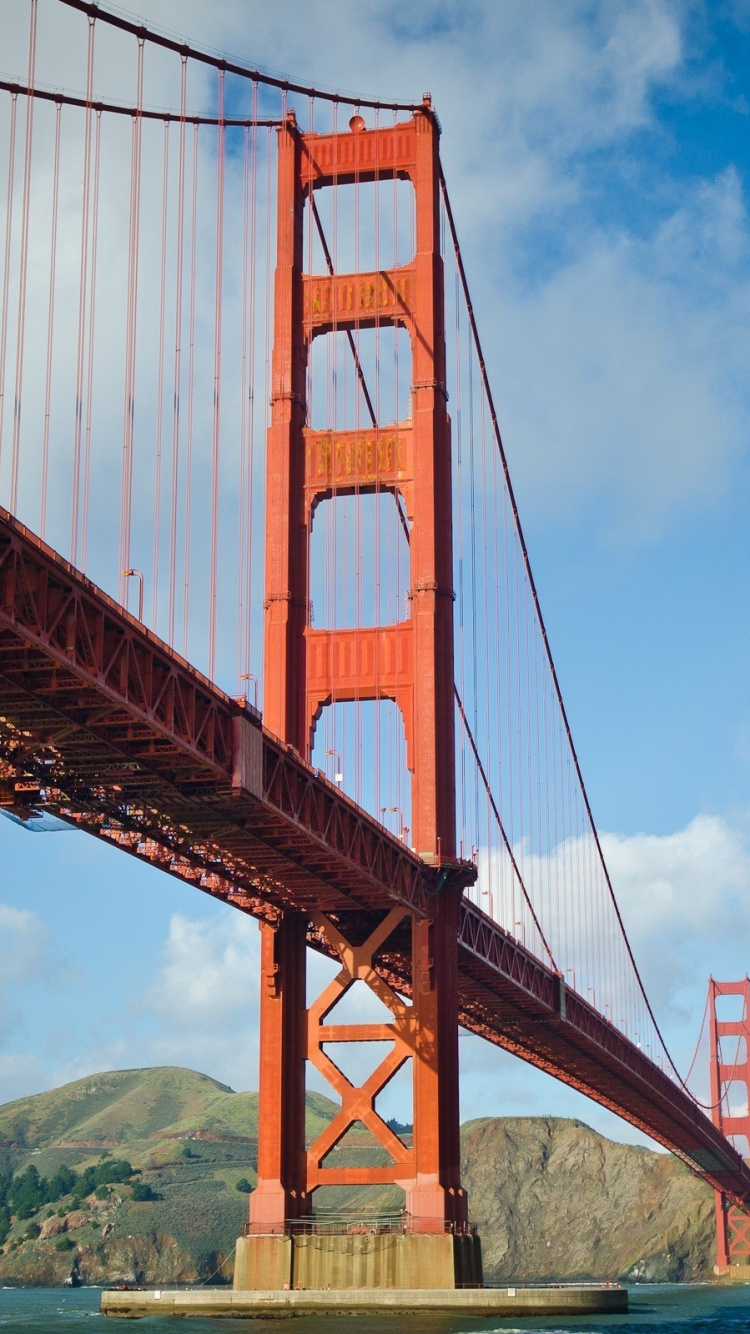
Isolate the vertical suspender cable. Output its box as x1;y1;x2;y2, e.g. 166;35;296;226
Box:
259;124;272;705
208;67;225;682
373;106;381;820
168;55;187;648
41;99;62;537
71;12;95;563
244;80;259;682
238;119;250;689
238;81;259;689
182;122;198;657
9;0;38;516
453;260;465;855
119;36;144;603
353;104;361;807
80;106;101;571
151;119;170;629
464;338;475;848
479;387;493;915
0;91;18;483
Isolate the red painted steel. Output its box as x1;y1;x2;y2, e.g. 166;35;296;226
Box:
305;910;417;1193
256;104;464;1232
0;505;452;921
709;978;750;1269
0;506;749;1214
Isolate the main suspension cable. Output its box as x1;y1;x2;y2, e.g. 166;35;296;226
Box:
56;0;421;112
0;78;280;126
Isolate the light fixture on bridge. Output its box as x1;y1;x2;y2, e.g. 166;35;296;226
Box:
389;806;409;842
324;749;343;785
122;568;144;621
238;673;259;711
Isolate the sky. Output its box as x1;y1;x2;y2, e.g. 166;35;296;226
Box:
2;0;750;1152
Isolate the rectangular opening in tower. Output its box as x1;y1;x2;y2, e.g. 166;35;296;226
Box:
720;1036;748;1065
723;1081;750;1118
309;490;410;630
311;697;412;835
716;994;747;1023
303;177;415;276
308;326;412;432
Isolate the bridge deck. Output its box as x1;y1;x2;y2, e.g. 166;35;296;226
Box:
0;507;747;1208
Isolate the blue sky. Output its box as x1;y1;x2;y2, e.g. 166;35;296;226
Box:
2;0;750;1149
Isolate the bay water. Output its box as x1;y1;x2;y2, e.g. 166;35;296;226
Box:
1;1285;750;1332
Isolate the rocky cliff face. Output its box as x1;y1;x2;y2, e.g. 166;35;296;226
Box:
0;1231;211;1289
462;1116;715;1282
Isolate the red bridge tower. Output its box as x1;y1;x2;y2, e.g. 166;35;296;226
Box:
709;977;750;1276
236;103;480;1290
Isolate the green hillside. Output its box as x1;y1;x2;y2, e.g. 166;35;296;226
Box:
0;1067;338;1287
0;1066;716;1288
0;1066;335;1161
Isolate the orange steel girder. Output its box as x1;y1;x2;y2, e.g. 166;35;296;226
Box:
253;103;465;1234
306;910;416;1191
709;978;750;1269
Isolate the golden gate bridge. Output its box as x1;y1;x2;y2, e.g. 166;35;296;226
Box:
0;0;748;1290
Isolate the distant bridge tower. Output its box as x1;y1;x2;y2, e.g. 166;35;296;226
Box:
236;103;481;1291
709;977;750;1276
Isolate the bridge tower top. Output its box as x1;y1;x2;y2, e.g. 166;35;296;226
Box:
263;104;456;861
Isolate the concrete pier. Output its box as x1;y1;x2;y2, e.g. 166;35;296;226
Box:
101;1283;628;1319
715;1262;750;1280
233;1229;482;1290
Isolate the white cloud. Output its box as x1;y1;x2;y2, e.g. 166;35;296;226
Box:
130;912;262;1091
487;169;750;538
0;904;49;984
604;813;750;941
0;902;72;1103
144;912;258;1028
602;814;750;1020
0;903;66;1057
0;1052;48;1107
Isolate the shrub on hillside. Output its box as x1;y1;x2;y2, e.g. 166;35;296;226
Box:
0;1158;134;1219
